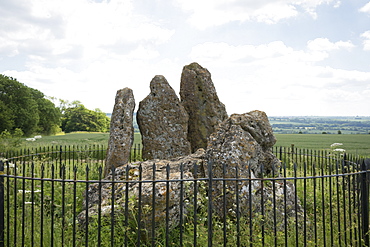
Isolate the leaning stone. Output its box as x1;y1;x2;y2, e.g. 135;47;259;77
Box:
180;62;228;153
137;75;191;160
104;88;135;176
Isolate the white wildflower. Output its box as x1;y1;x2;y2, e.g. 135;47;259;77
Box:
18;190;41;193
4;163;15;168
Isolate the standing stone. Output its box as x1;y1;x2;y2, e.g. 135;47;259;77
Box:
180;62;228;153
206;110;302;224
137;75;191;160
104;88;135;176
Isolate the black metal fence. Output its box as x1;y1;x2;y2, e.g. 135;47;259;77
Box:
0;145;369;246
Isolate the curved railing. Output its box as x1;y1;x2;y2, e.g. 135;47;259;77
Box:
0;146;369;246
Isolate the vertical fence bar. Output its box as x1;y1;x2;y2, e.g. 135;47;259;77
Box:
179;163;184;246
361;159;369;246
0;160;4;247
21;161;26;247
110;166;115;247
207;159;213;247
236;165;240;247
85;165;89;247
165;165;170;246
137;165;142;247
151;163;156;247
124;165;129;247
97;166;102;246
193;163;198;247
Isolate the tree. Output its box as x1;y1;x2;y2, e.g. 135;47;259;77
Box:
61;102;110;133
0;75;39;135
30;88;61;135
0;74;62;136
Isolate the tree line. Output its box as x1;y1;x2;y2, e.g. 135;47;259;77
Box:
0;74;110;138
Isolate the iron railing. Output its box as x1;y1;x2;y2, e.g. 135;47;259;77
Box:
0;145;369;246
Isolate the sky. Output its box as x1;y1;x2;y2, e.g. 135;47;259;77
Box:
1;0;370;116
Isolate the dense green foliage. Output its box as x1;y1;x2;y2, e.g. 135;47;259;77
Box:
0;74;61;136
0;74;110;137
61;102;110;133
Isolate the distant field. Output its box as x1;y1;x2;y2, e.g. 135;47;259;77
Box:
19;132;142;148
17;132;369;157
275;134;370;157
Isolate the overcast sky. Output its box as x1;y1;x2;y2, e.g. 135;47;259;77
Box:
1;0;370;116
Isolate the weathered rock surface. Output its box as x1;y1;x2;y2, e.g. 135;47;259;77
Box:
206;110;302;223
104;88;135;176
180;62;228;153
80;109;303;234
78;149;206;237
137;75;191;160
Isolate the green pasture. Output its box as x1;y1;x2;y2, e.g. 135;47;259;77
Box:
275;134;370;157
15;132;370;157
18;132;142;148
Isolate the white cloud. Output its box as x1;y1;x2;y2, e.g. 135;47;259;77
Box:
361;31;370;51
359;1;370;13
188;40;370;116
0;0;174;64
175;0;338;29
307;38;355;51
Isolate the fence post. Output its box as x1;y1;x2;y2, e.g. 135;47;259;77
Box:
361;159;369;246
207;159;213;247
0;160;4;247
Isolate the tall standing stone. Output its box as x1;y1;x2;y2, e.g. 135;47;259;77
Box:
104;88;135;176
180;62;228;153
137;75;191;160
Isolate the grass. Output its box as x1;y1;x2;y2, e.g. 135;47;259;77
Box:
14;132;369;157
13;132;142;149
274;134;370;157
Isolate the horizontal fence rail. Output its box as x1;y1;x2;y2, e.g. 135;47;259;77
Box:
0;145;369;246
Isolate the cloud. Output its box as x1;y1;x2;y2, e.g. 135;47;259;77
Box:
361;31;370;51
307;38;355;51
175;0;338;29
0;0;174;65
188;40;370;116
359;1;370;13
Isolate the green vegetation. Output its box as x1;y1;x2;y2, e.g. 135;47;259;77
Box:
0;74;110;140
61;102;110;133
0;74;61;136
275;134;370;157
270;116;370;134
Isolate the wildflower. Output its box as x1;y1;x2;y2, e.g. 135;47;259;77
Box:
4;163;15;168
18;190;41;193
